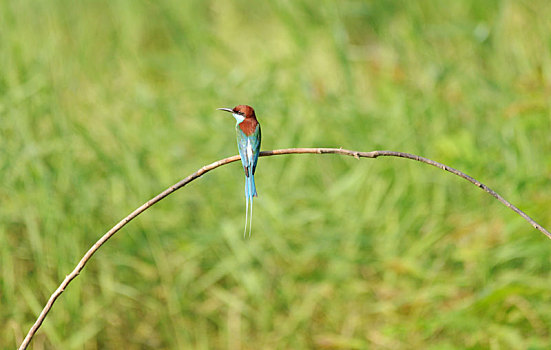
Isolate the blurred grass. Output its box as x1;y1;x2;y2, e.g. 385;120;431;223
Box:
1;0;551;348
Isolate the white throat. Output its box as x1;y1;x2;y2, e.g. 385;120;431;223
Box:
232;113;245;124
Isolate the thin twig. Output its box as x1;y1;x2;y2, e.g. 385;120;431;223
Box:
18;148;550;350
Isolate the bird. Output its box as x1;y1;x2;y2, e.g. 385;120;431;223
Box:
217;105;261;237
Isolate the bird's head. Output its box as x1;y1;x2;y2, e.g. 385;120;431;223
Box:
217;105;256;123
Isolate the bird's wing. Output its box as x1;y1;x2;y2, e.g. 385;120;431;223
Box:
251;124;261;175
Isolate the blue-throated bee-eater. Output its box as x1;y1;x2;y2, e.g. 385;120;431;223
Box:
218;105;261;237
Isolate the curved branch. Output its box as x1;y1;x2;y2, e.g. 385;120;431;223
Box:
18;147;550;350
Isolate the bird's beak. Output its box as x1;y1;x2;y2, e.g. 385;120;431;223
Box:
217;108;233;113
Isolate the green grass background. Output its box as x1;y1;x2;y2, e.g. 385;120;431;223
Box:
1;0;550;348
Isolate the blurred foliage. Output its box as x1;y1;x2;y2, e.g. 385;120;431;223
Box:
1;0;551;348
